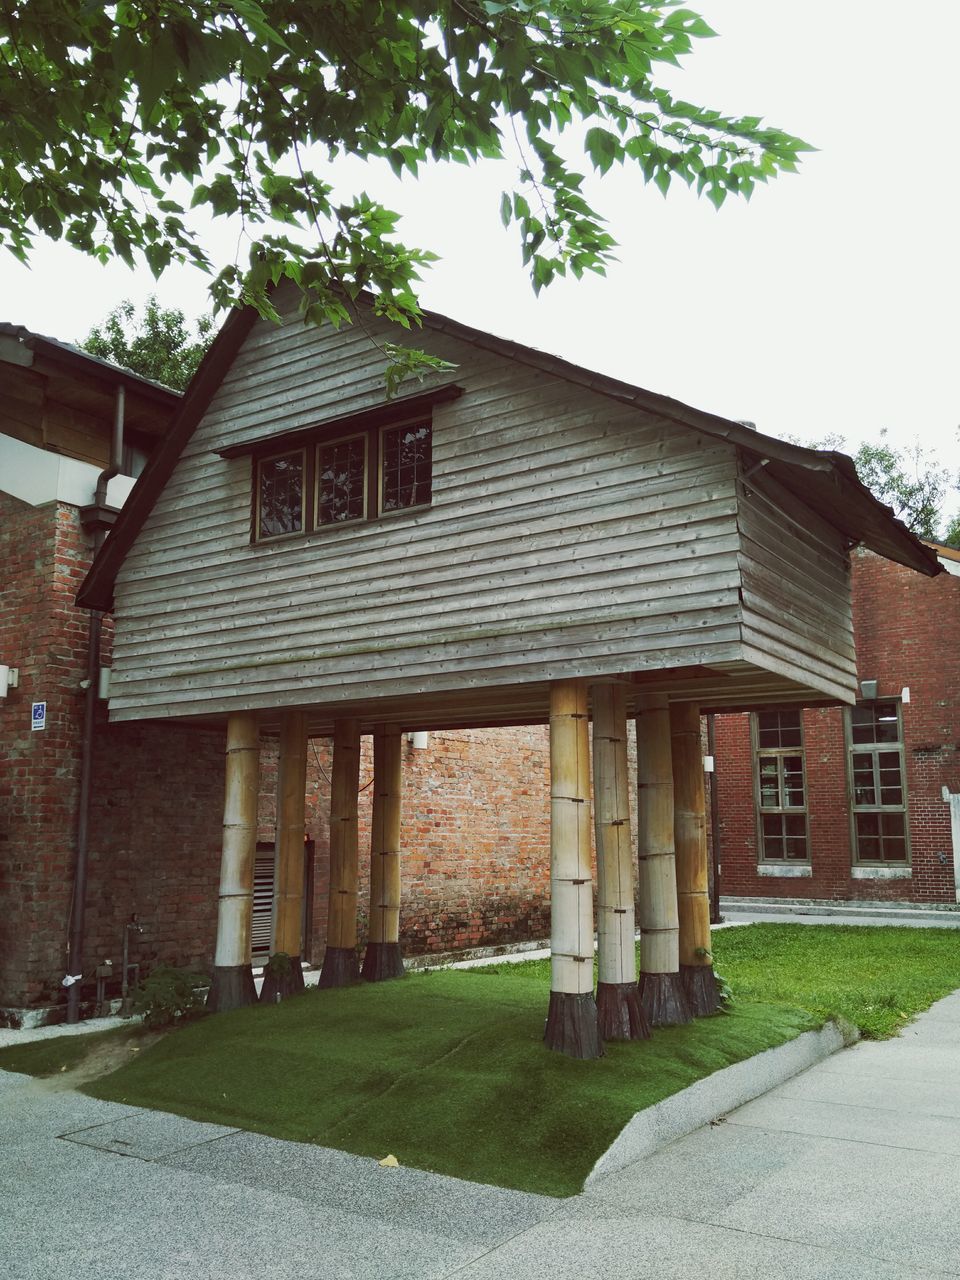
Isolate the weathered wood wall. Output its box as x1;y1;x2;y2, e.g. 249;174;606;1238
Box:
736;464;856;702
106;286;853;723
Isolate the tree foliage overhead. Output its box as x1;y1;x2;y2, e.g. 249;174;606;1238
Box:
1;1;809;336
80;296;214;391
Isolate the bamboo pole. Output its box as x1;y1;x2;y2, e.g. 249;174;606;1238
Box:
361;724;405;981
671;701;720;1015
544;679;602;1058
591;684;648;1040
261;711;308;1003
636;695;691;1027
208;712;260;1013
319;718;362;988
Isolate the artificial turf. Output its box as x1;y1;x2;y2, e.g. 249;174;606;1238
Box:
75;968;812;1196
4;923;959;1196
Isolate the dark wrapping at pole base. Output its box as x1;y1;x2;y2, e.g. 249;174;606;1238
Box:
361;941;405;982
596;980;650;1041
544;990;604;1058
207;964;257;1013
681;963;721;1016
259;956;306;1004
638;970;693;1028
318;945;361;988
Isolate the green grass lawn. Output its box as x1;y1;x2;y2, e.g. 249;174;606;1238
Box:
2;923;959;1196
75;969;810;1196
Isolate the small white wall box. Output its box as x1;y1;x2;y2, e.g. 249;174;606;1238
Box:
901;687;911;704
98;667;112;700
409;731;430;750
703;755;715;773
860;679;879;700
0;666;20;697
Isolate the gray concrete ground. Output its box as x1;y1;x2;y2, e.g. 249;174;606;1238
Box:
2;989;959;1278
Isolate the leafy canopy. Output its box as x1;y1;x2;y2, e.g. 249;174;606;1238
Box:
81;296;214;391
1;1;809;336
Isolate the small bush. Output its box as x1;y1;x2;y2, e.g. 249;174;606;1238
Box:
263;951;292;979
132;966;207;1029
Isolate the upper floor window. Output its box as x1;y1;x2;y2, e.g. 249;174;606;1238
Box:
848;701;908;864
754;708;808;862
217;385;462;546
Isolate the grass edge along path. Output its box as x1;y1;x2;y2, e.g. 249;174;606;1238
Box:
83;968;814;1197
3;924;959;1195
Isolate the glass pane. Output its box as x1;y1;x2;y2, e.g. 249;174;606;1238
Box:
758;757;780;807
880;812;906;839
784;814;806;838
382;422;432;512
851;704;876;744
318;436;366;524
785;836;808;860
875;702;900;743
757;710;801;748
761;813;784;858
783;756;805;807
852;754;876;805
258;451;303;538
880;837;907;863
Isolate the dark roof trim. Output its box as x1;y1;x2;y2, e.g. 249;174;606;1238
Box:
77;305;260;611
76;294;941;612
0;322;182;406
216;383;465;459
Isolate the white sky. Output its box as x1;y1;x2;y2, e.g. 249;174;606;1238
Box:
1;0;957;500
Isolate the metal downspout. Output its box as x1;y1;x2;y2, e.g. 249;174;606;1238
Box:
66;386;124;1023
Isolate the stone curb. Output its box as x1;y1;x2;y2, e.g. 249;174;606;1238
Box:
583;1020;848;1188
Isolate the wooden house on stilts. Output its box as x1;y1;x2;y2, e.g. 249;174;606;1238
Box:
77;286;939;1057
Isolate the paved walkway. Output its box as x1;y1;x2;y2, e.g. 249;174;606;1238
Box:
2;991;959;1278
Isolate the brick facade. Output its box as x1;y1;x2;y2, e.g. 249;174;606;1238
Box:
714;547;960;903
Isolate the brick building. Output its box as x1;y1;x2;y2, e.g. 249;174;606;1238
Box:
713;544;960;905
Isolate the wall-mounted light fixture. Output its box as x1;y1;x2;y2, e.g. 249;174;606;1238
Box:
860;679;879;701
408;731;430;750
0;665;20;697
901;686;911;704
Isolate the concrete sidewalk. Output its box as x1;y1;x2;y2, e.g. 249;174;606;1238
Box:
3;993;959;1279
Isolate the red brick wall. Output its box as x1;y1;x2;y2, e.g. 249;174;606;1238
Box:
0;496;87;1005
715;548;959;903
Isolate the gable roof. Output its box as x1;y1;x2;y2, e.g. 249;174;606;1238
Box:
76;299;940;612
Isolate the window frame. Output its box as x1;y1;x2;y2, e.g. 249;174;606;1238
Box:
247;411;439;545
253;445;309;544
845;699;911;866
751;708;810;865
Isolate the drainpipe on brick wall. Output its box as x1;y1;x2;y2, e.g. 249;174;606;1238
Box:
941;787;960;905
66;386;125;1024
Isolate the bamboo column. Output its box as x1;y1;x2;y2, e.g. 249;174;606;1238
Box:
636;695;691;1027
207;712;260;1013
591;684;648;1040
545;679;602;1058
261;711;308;1003
361;724;405;981
319;718;362;987
671;702;720;1015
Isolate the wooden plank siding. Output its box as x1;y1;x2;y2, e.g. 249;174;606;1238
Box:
735;462;856;703
106;289;858;726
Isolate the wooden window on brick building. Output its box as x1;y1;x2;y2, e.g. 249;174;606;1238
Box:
753;709;809;862
847;701;909;864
